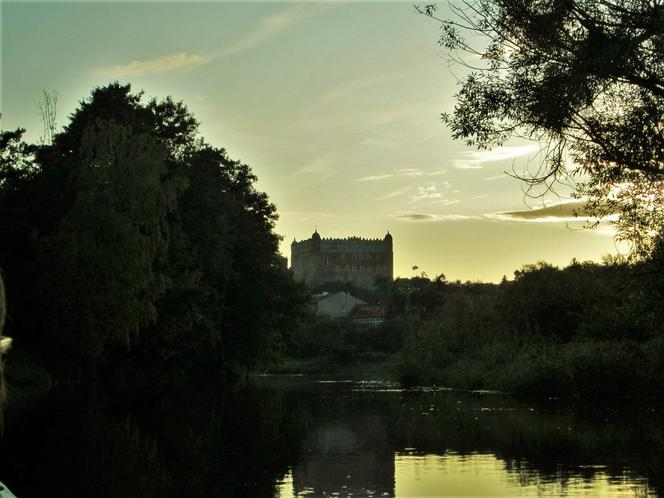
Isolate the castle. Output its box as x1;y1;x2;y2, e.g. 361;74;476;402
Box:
291;230;393;289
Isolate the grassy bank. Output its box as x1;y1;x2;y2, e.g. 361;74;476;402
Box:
399;334;664;398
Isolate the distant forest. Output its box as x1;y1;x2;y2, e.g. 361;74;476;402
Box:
0;83;310;381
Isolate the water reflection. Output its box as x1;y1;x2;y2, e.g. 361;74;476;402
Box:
0;376;662;497
393;453;654;497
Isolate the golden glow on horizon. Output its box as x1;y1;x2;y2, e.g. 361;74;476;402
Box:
2;2;622;282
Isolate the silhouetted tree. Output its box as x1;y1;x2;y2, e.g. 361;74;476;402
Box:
40;119;173;358
0;83;309;378
420;0;664;256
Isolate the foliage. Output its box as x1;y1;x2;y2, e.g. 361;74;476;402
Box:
40;119;173;357
398;257;664;396
420;0;664;257
0;83;308;378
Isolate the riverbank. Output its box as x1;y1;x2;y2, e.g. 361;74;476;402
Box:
398;332;664;399
266;352;399;378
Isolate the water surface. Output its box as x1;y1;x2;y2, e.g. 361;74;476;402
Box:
1;376;661;497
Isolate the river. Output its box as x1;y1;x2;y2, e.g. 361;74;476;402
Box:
0;375;662;497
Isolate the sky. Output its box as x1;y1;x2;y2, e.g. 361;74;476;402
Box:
1;1;623;281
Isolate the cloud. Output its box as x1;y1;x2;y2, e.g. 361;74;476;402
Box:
357;174;394;182
410;183;457;204
356;168;425;182
373;180;457;204
216;8;311;59
486;200;617;223
290;157;335;179
396;213;481;222
95;5;328;78
411;185;444;202
95;52;204;78
376;188;408;200
396;168;424;177
454;144;539;170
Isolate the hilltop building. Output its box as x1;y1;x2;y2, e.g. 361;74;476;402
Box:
291;230;393;289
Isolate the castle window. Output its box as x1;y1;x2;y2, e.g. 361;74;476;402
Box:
360;266;364;272
351;265;356;271
325;256;329;267
359;254;364;260
335;265;341;271
352;254;357;260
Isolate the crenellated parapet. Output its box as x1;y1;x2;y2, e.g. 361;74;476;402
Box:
290;230;393;289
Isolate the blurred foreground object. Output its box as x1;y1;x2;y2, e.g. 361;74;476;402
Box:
0;337;11;355
0;481;17;497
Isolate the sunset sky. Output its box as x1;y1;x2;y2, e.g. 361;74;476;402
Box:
1;1;622;281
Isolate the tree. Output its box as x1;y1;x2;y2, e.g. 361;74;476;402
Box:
41;119;173;357
0;83;310;378
419;0;664;257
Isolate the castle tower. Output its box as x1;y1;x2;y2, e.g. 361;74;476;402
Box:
291;230;393;289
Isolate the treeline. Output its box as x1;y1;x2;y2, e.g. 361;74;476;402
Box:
287;252;664;397
0;83;309;380
397;255;664;397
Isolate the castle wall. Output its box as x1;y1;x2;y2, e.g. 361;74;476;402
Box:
291;232;393;289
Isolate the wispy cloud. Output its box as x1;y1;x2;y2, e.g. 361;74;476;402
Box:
396;213;481;222
216;7;314;59
396;199;616;224
95;5;327;78
409;183;457;205
290;157;335;179
396;168;424;177
357;174;394;182
96;52;205;78
356;168;423;182
376;188;408;200
373;180;457;205
486;200;617;223
411;185;445;202
454;144;539;170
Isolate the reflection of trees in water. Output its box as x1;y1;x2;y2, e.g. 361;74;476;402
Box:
0;383;304;498
386;391;664;495
292;416;395;497
0;380;662;497
278;382;663;497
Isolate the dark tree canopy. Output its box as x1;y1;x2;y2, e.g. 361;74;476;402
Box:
421;0;664;256
0;83;309;378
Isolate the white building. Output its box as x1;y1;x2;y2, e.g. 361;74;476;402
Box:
314;292;366;318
